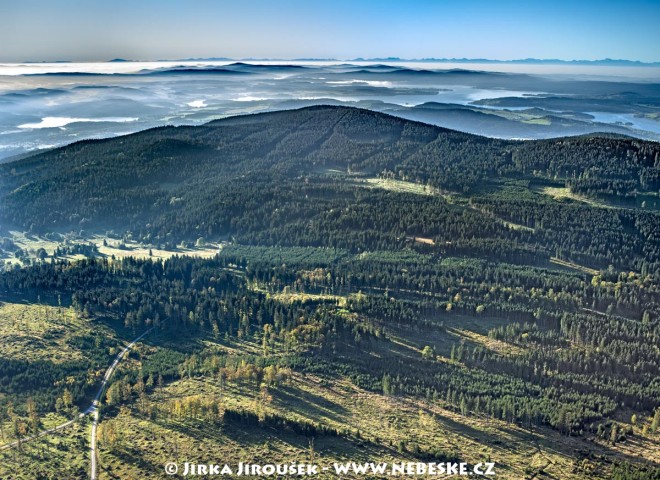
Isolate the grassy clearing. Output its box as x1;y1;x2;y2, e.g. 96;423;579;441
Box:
249;277;349;307
1;230;222;268
93;362;644;480
0;415;89;479
499;219;535;232
96;373;405;479
540;187;613;209
0;301;113;363
361;178;438;197
270;291;347;307
446;327;524;357
408;236;436;245
0;324;653;478
550;257;600;276
386;314;521;360
0;300;122;478
93;236;221;261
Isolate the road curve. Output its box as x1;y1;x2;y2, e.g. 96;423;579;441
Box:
0;329;152;480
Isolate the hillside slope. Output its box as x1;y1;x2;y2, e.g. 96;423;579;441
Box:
1;106;658;272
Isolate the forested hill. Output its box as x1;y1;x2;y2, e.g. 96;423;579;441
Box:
1;105;658;273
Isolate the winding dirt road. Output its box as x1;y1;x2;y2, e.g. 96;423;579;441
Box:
89;328;152;479
0;329;152;480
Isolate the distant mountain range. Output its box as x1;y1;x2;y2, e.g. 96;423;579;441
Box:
17;58;660;66
170;57;660;66
182;57;660;66
347;57;660;66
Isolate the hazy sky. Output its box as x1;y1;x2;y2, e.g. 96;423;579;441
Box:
1;0;659;62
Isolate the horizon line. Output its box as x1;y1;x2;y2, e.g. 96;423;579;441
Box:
8;57;660;66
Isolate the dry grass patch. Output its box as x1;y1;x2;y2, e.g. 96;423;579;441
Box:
362;178;437;196
270;291;347;306
0;301;111;363
550;256;599;276
93;236;221;261
98;383;656;480
447;327;524;357
0;416;89;479
540;187;612;209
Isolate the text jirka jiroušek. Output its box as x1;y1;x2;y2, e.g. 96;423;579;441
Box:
179;461;497;476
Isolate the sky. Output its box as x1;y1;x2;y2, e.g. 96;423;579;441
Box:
1;0;659;63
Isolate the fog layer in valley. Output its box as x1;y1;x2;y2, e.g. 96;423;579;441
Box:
1;61;658;160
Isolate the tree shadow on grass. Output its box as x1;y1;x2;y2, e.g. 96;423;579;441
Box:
272;385;348;424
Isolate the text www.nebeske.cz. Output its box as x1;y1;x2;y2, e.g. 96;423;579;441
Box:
168;461;496;476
